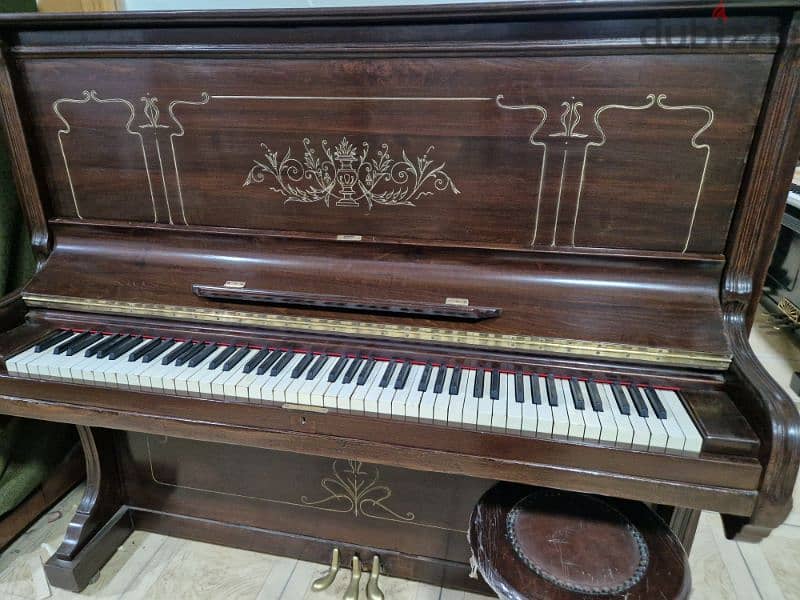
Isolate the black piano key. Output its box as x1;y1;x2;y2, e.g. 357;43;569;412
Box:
142;339;174;363
97;335;131;359
379;360;398;388
187;343;217;368
327;356;348;382
645;387;668;419
490;369;500;401
54;331;90;355
291;353;315;378
256;350;282;375
209;345;236;370
473;369;485;398
356;360;376;385
161;340;195;366
611;384;632;415
514;373;525;403
128;337;161;362
418;364;433;392
243;348;271;374
627;385;649;418
306;354;328;380
108;336;143;360
342;358;363;384
141;339;173;363
35;330;73;353
569;378;586;410
449;367;462;395
223;346;250;371
85;334;120;358
530;375;542;405
546;375;559;407
587;380;603;412
69;332;105;357
270;351;295;377
174;342;205;367
433;366;448;394
394;361;411;389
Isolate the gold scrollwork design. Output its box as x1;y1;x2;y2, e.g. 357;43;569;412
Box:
301;459;415;524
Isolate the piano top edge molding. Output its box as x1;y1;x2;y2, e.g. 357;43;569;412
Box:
47;219;727;264
0;0;797;29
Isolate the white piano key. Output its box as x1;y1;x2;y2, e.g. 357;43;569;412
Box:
376;362;402;417
593;384;619;446
321;357;354;409
535;377;554;438
622;387;651;450
5;344;41;376
548;380;570;439
333;360;366;412
447;369;468;427
404;366;429;421
490;373;508;432
476;371;493;431
601;383;633;448
267;353;306;403
418;367;442;423
519;374;537;436
352;361;385;415
460;370;479;429
635;387;668;452
301;357;336;407
653;390;687;454
182;347;227;397
506;374;523;434
578;381;602;443
433;368;454;425
391;364;423;419
558;378;585;440
657;389;703;454
220;349;257;400
283;355;319;404
107;340;150;388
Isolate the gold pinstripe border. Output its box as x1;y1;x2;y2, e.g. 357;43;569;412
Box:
22;292;731;370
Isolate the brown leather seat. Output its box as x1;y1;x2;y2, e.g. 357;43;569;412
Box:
469;484;690;600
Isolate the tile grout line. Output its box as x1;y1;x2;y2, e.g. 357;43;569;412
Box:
735;541;766;600
276;559;301;600
116;534;170;598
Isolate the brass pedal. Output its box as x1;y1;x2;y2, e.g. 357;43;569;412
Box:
312;548;340;592
366;555;384;600
343;555;362;600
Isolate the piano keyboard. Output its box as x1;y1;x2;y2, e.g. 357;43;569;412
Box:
5;330;704;455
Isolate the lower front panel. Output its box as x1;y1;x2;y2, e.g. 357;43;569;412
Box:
116;432;495;589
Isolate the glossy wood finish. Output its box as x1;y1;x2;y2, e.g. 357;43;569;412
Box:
0;1;797;594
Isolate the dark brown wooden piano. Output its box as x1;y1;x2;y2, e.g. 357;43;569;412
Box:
0;0;798;595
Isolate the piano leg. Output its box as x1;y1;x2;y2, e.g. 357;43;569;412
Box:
43;426;131;592
658;506;701;553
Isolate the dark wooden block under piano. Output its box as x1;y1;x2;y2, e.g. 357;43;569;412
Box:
0;1;798;596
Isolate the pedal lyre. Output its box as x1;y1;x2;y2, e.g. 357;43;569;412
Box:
366;555;384;600
312;547;340;592
343;555;362;600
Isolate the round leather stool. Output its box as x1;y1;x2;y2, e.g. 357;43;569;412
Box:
469;484;690;600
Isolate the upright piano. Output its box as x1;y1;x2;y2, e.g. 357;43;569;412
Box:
0;1;798;595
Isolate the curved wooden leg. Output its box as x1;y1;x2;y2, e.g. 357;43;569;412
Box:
44;426;131;592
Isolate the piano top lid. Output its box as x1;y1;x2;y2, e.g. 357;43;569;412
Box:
0;0;797;27
3;1;793;371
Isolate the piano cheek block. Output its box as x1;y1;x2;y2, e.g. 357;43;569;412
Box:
0;0;797;595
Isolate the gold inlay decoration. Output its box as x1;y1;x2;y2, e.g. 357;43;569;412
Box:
22;292;731;370
778;296;800;324
301;459;414;523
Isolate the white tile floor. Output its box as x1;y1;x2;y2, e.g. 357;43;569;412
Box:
2;308;800;599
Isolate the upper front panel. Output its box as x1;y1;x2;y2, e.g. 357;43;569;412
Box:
19;51;770;254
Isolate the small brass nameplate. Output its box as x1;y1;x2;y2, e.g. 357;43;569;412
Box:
223;281;247;289
446;297;470;306
336;234;363;241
